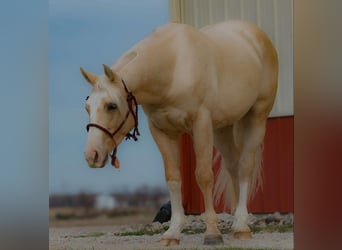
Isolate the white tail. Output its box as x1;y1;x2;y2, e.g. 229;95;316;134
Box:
213;144;264;212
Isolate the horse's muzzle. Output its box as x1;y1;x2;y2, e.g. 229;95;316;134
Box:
85;150;108;168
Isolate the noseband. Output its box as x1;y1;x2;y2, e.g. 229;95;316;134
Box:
86;79;140;166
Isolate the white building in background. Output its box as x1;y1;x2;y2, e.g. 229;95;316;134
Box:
95;194;117;210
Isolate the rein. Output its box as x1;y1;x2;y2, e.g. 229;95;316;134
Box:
86;79;140;167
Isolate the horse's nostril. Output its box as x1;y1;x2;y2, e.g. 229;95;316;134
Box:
94;151;99;163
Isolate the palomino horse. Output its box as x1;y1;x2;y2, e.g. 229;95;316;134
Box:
81;20;278;246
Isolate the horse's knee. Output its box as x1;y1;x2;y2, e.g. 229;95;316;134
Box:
164;165;181;182
195;167;214;188
165;172;181;182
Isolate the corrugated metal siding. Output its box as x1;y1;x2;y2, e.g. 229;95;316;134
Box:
169;0;293;117
180;116;294;214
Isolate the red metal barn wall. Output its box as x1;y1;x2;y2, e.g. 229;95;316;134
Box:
179;116;294;214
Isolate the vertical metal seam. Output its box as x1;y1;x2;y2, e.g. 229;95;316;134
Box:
179;0;184;23
208;0;213;24
193;0;198;27
168;0;182;23
273;0;279;49
256;0;261;26
223;0;228;20
240;0;245;20
273;0;280;115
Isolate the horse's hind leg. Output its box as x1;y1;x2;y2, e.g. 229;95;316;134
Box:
232;110;267;239
148;119;183;246
192;109;223;245
213;125;240;213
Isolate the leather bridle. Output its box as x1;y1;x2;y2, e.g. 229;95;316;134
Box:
86;79;140;166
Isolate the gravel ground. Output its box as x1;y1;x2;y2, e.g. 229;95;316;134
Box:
49;213;293;250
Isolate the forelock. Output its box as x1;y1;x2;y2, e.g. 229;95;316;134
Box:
91;79;127;115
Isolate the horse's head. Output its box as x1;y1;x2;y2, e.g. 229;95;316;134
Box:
81;64;139;168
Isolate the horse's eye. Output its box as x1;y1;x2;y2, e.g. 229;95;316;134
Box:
107;103;117;111
85;96;89;101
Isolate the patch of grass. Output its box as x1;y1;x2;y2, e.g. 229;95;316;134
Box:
215;248;273;250
213;248;275;250
55;212;75;220
115;224;170;236
182;227;206;235
136;248;275;250
63;247;96;250
65;232;105;238
115;230;153;236
114;228;164;236
114;224;293;237
250;224;293;233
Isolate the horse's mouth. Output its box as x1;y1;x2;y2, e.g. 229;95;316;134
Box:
88;152;108;168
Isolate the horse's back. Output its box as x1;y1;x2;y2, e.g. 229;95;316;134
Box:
143;21;278;127
200;20;278;92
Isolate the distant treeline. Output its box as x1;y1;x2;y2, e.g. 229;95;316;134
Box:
49;185;169;209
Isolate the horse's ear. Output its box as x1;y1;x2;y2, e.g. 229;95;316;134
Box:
80;67;97;85
103;64;119;82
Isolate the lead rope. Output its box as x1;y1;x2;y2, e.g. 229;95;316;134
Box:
121;79;140;141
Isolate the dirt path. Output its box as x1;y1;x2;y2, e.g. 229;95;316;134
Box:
49;213;293;249
50;225;293;250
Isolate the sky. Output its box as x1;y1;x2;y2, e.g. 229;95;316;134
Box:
49;0;170;194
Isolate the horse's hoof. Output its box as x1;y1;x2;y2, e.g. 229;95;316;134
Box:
160;238;180;246
204;234;224;245
160;238;170;246
169;239;180;246
233;231;252;239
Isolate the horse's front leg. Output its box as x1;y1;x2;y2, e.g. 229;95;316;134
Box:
148;120;184;246
192;109;224;245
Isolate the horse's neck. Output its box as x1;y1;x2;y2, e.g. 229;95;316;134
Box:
114;43;171;105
